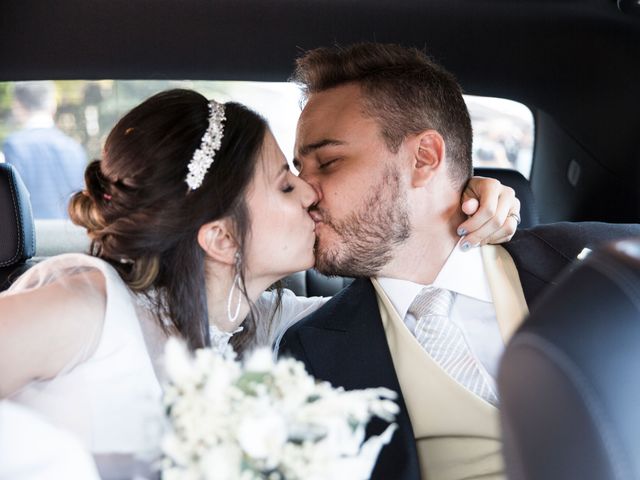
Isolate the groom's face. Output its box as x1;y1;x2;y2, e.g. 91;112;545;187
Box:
294;83;411;277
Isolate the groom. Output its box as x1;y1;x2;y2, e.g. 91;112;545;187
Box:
279;43;640;480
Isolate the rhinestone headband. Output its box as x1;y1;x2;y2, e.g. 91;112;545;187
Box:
185;100;226;190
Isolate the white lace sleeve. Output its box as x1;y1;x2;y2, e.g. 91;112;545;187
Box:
252;289;329;356
208;325;244;358
202;290;329;357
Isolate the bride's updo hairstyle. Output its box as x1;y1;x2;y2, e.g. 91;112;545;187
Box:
69;89;267;351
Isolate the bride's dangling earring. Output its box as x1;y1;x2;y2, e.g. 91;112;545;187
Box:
227;252;242;324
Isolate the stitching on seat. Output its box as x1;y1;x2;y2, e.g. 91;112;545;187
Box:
508;333;632;480
0;169;22;267
13;167;34;260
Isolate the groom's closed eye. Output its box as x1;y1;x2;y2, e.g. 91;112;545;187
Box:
318;158;341;170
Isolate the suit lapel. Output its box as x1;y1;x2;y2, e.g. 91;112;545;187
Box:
295;278;397;390
295;278;421;480
481;245;529;343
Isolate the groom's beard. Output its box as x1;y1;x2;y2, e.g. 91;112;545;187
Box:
313;165;411;278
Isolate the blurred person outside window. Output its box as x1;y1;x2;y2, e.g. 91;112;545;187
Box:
2;82;86;218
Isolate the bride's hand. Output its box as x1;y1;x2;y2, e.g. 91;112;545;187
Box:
457;176;521;248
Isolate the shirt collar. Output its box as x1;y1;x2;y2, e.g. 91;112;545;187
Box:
377;240;493;319
434;240;493;302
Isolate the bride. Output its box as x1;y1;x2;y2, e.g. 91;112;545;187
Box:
0;89;520;469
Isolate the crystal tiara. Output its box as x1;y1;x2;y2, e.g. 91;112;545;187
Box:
185;100;226;190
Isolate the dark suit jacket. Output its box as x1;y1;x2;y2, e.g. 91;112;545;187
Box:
279;222;640;480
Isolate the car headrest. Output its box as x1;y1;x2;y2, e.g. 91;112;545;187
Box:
282;269;353;297
0;163;36;267
498;238;640;480
474;167;539;228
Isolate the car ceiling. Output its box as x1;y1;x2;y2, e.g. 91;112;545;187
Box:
2;0;639;198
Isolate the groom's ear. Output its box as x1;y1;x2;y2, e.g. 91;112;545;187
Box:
197;219;238;265
411;129;446;188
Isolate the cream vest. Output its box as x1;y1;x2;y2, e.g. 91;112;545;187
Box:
372;245;529;480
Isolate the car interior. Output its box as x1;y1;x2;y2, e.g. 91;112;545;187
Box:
1;0;639;478
500;237;640;480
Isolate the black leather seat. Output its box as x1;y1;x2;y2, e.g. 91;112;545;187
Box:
282;269;353;297
498;238;640;480
0;163;36;291
474;167;538;228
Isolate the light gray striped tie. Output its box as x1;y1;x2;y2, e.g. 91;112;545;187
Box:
408;286;498;405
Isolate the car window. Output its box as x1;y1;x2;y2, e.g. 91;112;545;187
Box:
466;95;533;178
0;80;533;220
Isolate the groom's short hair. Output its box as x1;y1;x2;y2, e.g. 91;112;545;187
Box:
293;42;473;187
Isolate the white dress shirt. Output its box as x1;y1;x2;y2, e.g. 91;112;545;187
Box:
377;242;505;392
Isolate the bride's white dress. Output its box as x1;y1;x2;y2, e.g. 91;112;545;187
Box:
3;253;327;478
0;400;101;479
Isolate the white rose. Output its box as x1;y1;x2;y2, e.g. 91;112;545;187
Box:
162;433;191;467
237;409;287;469
164;337;197;385
244;347;275;372
201;444;243;480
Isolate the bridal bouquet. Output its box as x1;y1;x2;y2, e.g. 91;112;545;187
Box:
160;338;398;480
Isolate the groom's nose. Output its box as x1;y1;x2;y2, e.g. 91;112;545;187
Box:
297;176;320;208
300;174;323;205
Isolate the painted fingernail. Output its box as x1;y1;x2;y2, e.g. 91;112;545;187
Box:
460;241;471;251
457;227;467;236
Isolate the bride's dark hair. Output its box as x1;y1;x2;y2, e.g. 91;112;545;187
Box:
69;89;267;351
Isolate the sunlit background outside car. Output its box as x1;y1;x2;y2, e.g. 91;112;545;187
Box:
0;80;533;218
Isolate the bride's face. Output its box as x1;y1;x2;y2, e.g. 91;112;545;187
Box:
244;130;317;284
